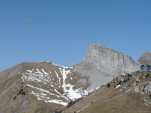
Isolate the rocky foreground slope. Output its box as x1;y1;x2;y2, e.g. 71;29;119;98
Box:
63;71;151;113
0;44;140;113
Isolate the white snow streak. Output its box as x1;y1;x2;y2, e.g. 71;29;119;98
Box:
59;68;88;101
30;90;68;106
22;67;88;106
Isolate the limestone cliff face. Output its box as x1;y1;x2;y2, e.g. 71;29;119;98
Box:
74;44;139;90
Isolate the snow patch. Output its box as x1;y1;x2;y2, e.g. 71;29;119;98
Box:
115;85;121;89
22;67;88;106
59;68;88;101
52;62;73;69
30;90;68;106
21;68;51;84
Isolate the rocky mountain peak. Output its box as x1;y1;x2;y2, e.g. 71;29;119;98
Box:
86;43;138;71
74;44;139;91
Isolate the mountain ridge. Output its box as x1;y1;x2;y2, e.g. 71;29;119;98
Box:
0;44;143;113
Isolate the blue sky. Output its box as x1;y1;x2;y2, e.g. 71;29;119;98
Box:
0;0;151;70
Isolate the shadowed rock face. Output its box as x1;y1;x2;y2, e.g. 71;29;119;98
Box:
139;52;151;65
74;44;139;91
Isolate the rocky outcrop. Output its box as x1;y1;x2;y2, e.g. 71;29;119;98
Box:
139;52;151;65
74;44;139;91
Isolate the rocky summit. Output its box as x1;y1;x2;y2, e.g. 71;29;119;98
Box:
74;44;139;91
0;44;148;113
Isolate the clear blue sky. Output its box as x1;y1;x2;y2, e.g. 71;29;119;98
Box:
0;0;151;70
